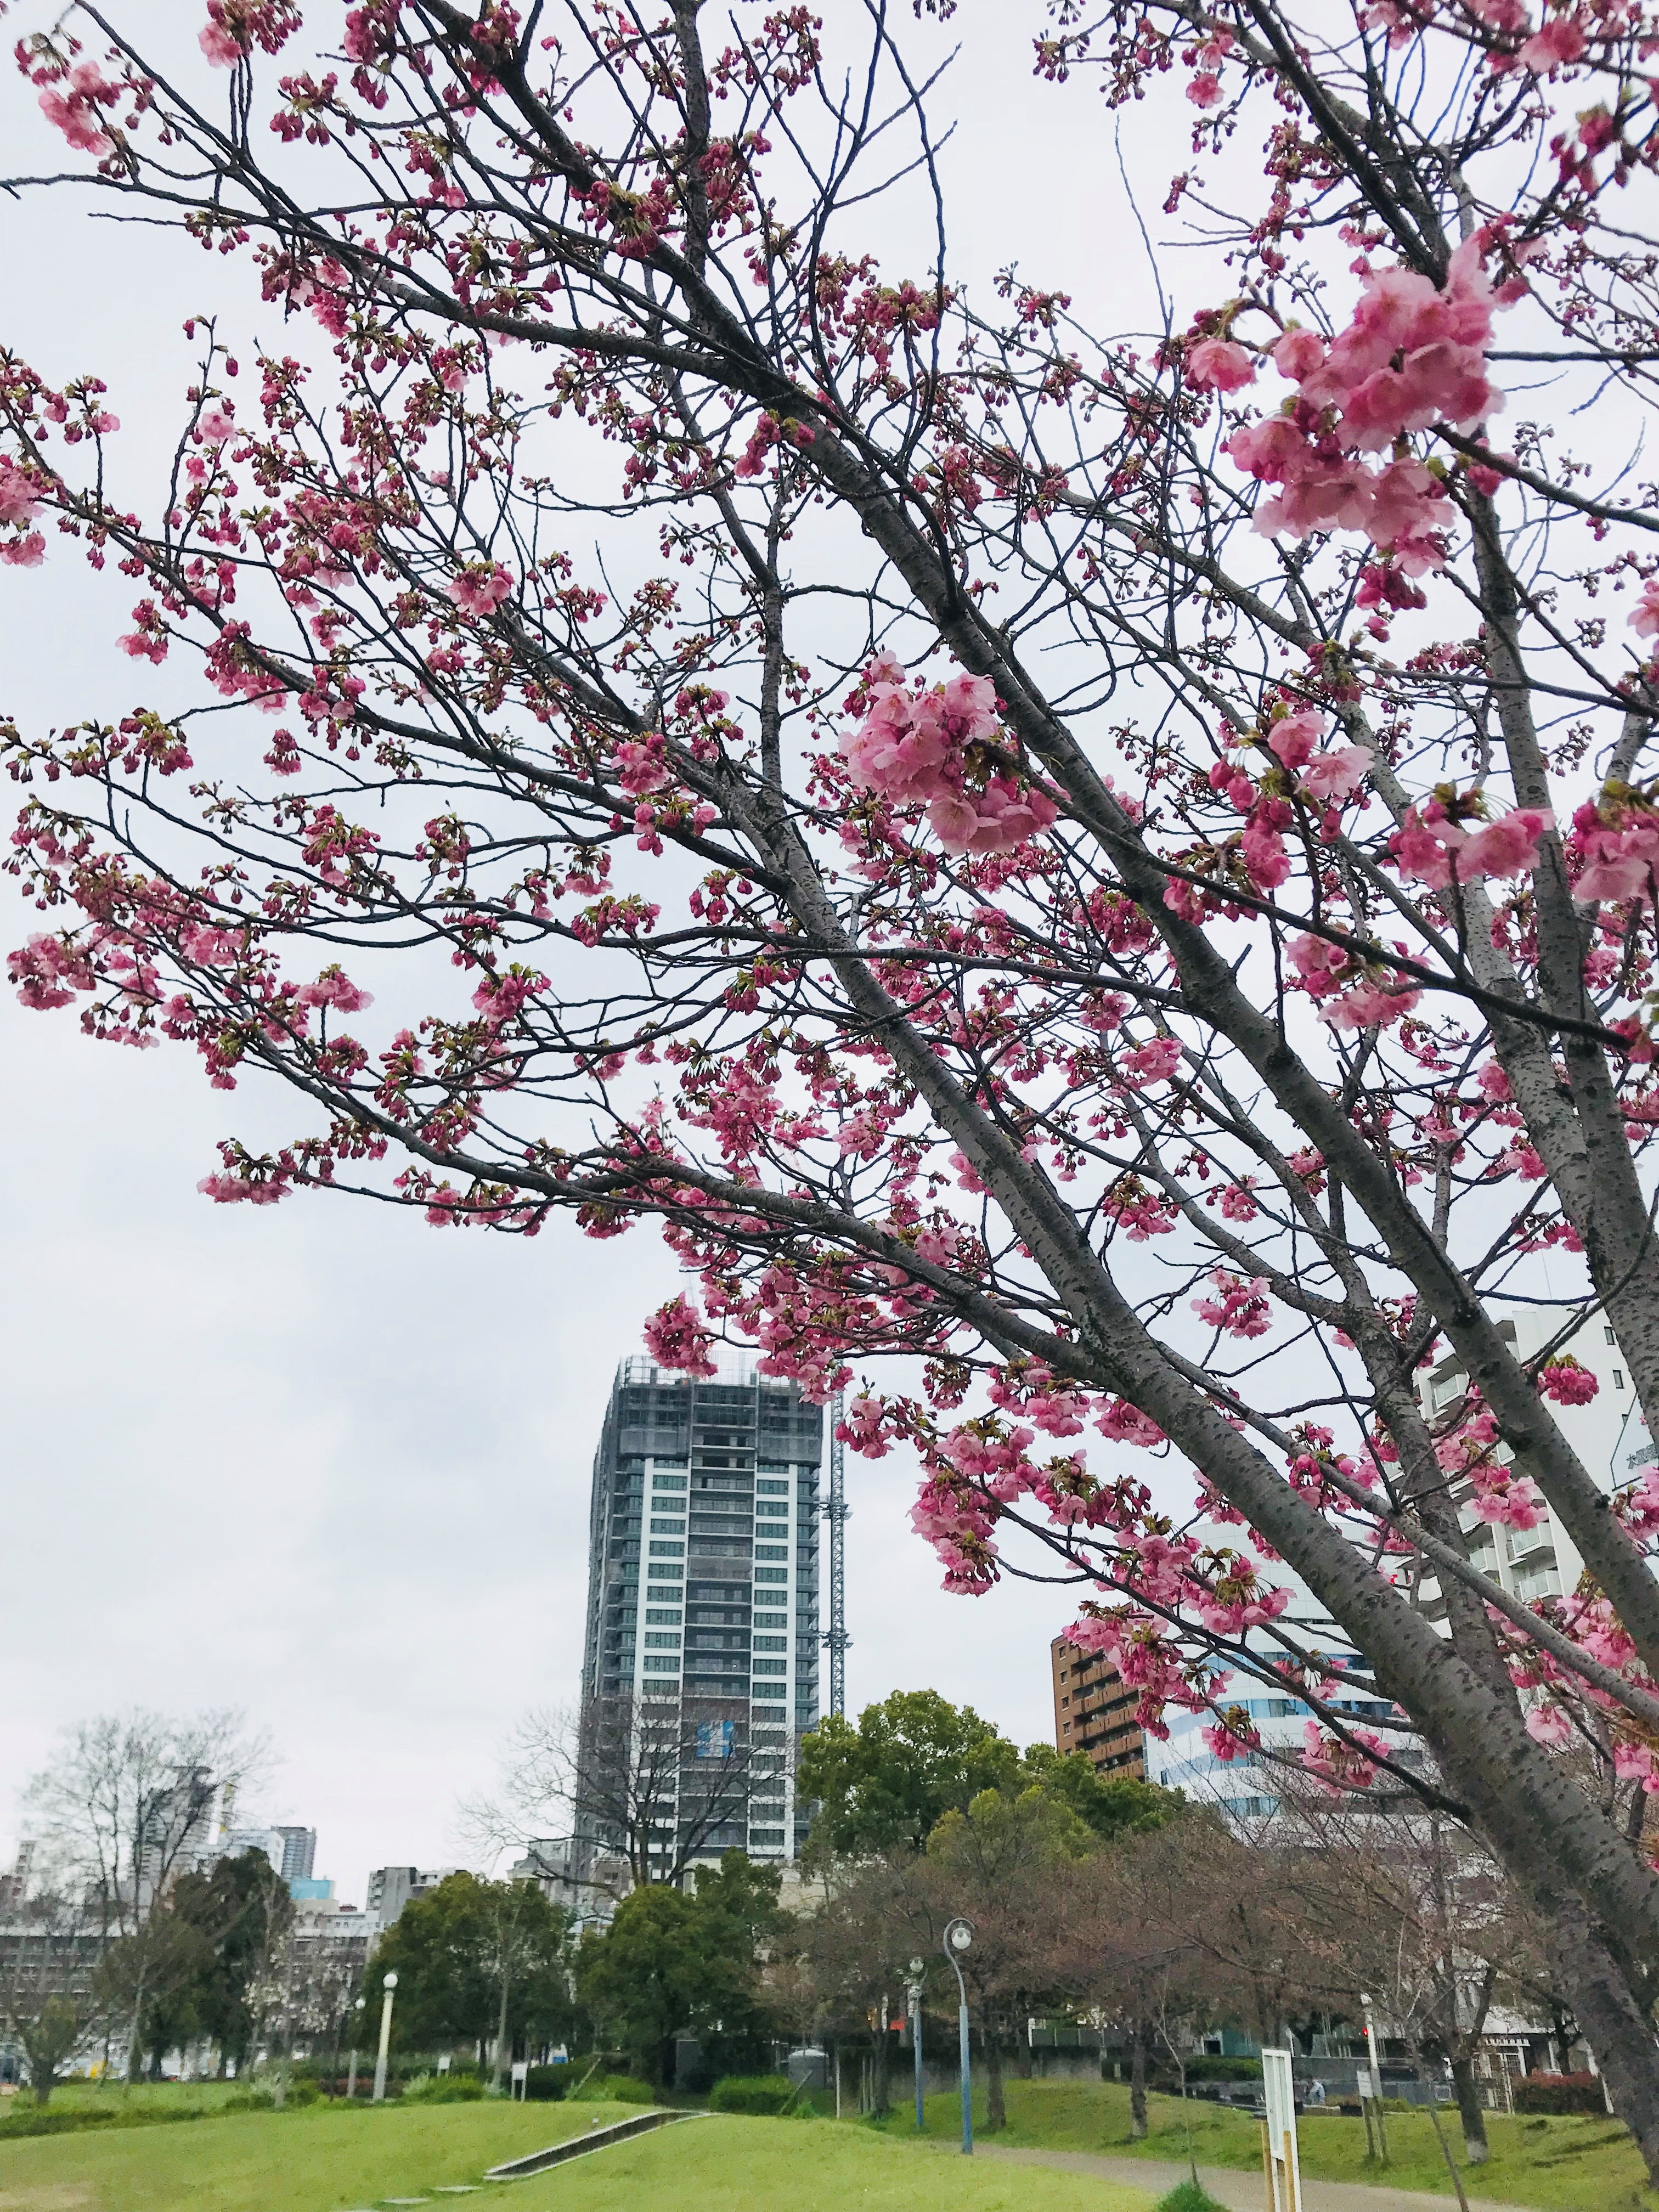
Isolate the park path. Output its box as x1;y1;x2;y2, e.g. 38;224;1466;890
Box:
973;2141;1536;2212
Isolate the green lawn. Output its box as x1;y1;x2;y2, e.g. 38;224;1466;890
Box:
0;2100;1155;2212
873;2076;1659;2211
0;2097;612;2210
509;2115;1153;2212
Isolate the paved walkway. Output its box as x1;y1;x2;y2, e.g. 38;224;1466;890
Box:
973;2141;1536;2212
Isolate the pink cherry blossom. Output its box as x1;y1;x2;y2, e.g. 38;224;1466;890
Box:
1186;70;1223;108
1524;1701;1573;1747
1266;709;1325;770
642;1293;720;1377
1518;16;1586;70
37;88;112;157
447;564;514;616
1457;806;1553;879
1299;744;1371;802
1271;328;1326;380
1538;1356;1598;1405
1187;338;1256;393
1629;580;1659;640
0;463;43;526
200;16;246;66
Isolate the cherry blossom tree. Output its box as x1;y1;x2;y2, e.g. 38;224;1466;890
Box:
9;0;1659;2162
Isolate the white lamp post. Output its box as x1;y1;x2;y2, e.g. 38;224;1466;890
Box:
371;1971;398;2104
943;1917;975;2155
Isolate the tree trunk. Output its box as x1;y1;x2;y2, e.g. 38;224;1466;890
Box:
1547;1895;1659;2183
1013;2012;1034;2079
493;1967;512;2092
1449;2056;1489;2165
984;2012;1005;2132
873;2019;890;2117
1129;2021;1148;2141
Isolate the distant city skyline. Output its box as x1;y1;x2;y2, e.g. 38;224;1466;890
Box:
0;974;1071;1898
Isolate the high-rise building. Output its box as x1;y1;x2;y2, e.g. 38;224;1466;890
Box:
274;1826;317;1884
0;1842;35;1917
1050;1637;1147;1779
366;1865;457;1929
580;1355;823;1866
1415;1308;1635;1621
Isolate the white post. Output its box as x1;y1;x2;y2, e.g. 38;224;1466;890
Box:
371;1972;398;2103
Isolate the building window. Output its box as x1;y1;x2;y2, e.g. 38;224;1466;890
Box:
1615;1369;1626;1389
646;1607;681;1625
753;1659;788;1675
1606;1325;1617;1344
642;1656;680;1673
754;1635;788;1651
645;1633;681;1649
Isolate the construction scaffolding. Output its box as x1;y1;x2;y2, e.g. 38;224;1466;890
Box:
823;1390;850;1716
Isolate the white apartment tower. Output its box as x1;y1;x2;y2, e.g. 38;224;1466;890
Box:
1417;1308;1638;1620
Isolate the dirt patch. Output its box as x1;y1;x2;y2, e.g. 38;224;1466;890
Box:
0;2185;99;2211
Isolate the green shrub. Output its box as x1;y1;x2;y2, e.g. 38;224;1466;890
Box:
1176;2056;1261;2084
587;2073;657;2104
709;2074;796;2116
223;2090;276;2113
403;2074;484;2104
1515;2073;1606;2117
1;2108;123;2140
523;2066;570;2102
1155;2185;1230;2212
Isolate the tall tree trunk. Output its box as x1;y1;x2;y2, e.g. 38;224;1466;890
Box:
1128;2021;1148;2141
1013;2009;1034;2080
493;1968;512;2091
1449;2055;1489;2165
984;2012;1005;2132
873;2018;890;2117
1547;1897;1659;2183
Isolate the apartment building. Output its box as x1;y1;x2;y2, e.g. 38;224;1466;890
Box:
1050;1636;1147;1779
579;1355;823;1866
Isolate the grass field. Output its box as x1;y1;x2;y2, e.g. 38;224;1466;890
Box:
875;2076;1659;2210
0;2100;1155;2212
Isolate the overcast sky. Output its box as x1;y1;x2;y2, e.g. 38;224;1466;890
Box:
0;1;1163;1907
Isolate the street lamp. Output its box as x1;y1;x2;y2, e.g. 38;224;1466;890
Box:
907;1957;926;2132
942;1917;975;2156
371;1972;398;2104
346;1994;366;2100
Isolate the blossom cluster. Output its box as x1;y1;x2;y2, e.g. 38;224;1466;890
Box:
839;654;1060;855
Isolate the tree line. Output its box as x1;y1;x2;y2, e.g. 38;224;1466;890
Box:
4;1688;1598;2177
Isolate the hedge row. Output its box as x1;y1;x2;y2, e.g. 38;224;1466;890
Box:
1514;2073;1606;2116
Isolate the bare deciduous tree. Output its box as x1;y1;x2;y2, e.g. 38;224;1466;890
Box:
22;1708;266;2081
469;1696;772;1896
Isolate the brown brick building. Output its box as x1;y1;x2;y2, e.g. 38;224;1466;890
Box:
1051;1634;1146;1779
